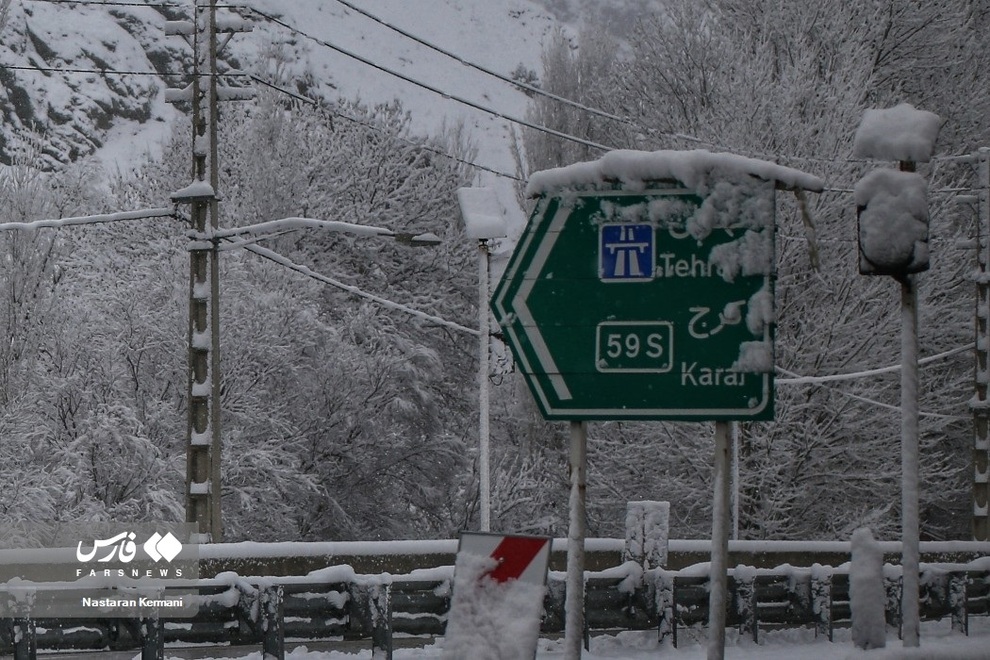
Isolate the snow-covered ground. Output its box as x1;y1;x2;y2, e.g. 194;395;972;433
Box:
130;619;990;659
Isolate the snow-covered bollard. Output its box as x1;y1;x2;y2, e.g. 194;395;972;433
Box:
850;527;886;650
623;501;670;570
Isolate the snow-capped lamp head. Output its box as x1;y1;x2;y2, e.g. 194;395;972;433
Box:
852;103;941;279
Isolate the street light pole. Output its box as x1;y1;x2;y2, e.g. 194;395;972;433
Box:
456;187;507;532
478;238;492;532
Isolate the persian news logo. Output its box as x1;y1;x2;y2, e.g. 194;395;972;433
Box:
75;531;183;564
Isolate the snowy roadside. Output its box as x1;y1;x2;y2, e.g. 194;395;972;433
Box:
38;617;984;660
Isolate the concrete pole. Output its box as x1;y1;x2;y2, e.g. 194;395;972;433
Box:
901;274;921;647
478;240;491;532
563;420;587;660
974;147;990;542
708;421;731;660
185;0;222;542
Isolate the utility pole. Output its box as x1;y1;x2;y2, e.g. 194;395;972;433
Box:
166;0;252;543
973;147;990;542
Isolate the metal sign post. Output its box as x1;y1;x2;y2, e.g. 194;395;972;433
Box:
708;421;731;660
563;421;587;660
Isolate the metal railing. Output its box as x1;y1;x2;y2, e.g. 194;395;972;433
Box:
2;561;988;659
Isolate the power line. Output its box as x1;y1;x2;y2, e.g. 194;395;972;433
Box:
775;344;972;385
248;76;523;183
16;0;979;171
248;6;959;170
325;0;761;157
22;0;186;6
0;62;239;78
1;63;168;76
244;6;615;155
235;239;480;337
329;0;628;126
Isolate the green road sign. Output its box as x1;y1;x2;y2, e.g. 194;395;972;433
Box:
491;180;775;421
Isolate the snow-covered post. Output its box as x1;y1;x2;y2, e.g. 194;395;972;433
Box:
623;501;670;570
457;187;507;533
853;103;941;649
12;617;35;660
898;231;922;649
564;420;588;659
708;420;732;660
731;422;740;540
850;527;886;649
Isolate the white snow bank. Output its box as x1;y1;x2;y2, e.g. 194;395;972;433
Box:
855;169;929;273
845;637;990;660
526;149;824;197
853;103;942;163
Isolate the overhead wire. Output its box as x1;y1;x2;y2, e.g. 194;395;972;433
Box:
248;76;523;182
0;63;172;76
315;1;949;169
232;240;480;337
22;0;187;7
776;344;972;385
243;6;615;155
328;0;632;128
323;0;846;164
276;5;966;170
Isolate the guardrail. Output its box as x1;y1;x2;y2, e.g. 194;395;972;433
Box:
2;560;988;659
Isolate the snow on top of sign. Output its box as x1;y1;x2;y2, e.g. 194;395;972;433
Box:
853;103;942;163
525;149;825;196
855;168;929;271
456;186;507;240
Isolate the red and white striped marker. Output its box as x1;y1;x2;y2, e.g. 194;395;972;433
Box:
457;532;551;586
443;532;552;659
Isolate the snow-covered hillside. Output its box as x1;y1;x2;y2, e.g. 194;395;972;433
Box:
1;0;628;233
0;1;598;225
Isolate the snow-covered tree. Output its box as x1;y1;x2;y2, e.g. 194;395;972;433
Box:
94;93;478;540
517;0;980;540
